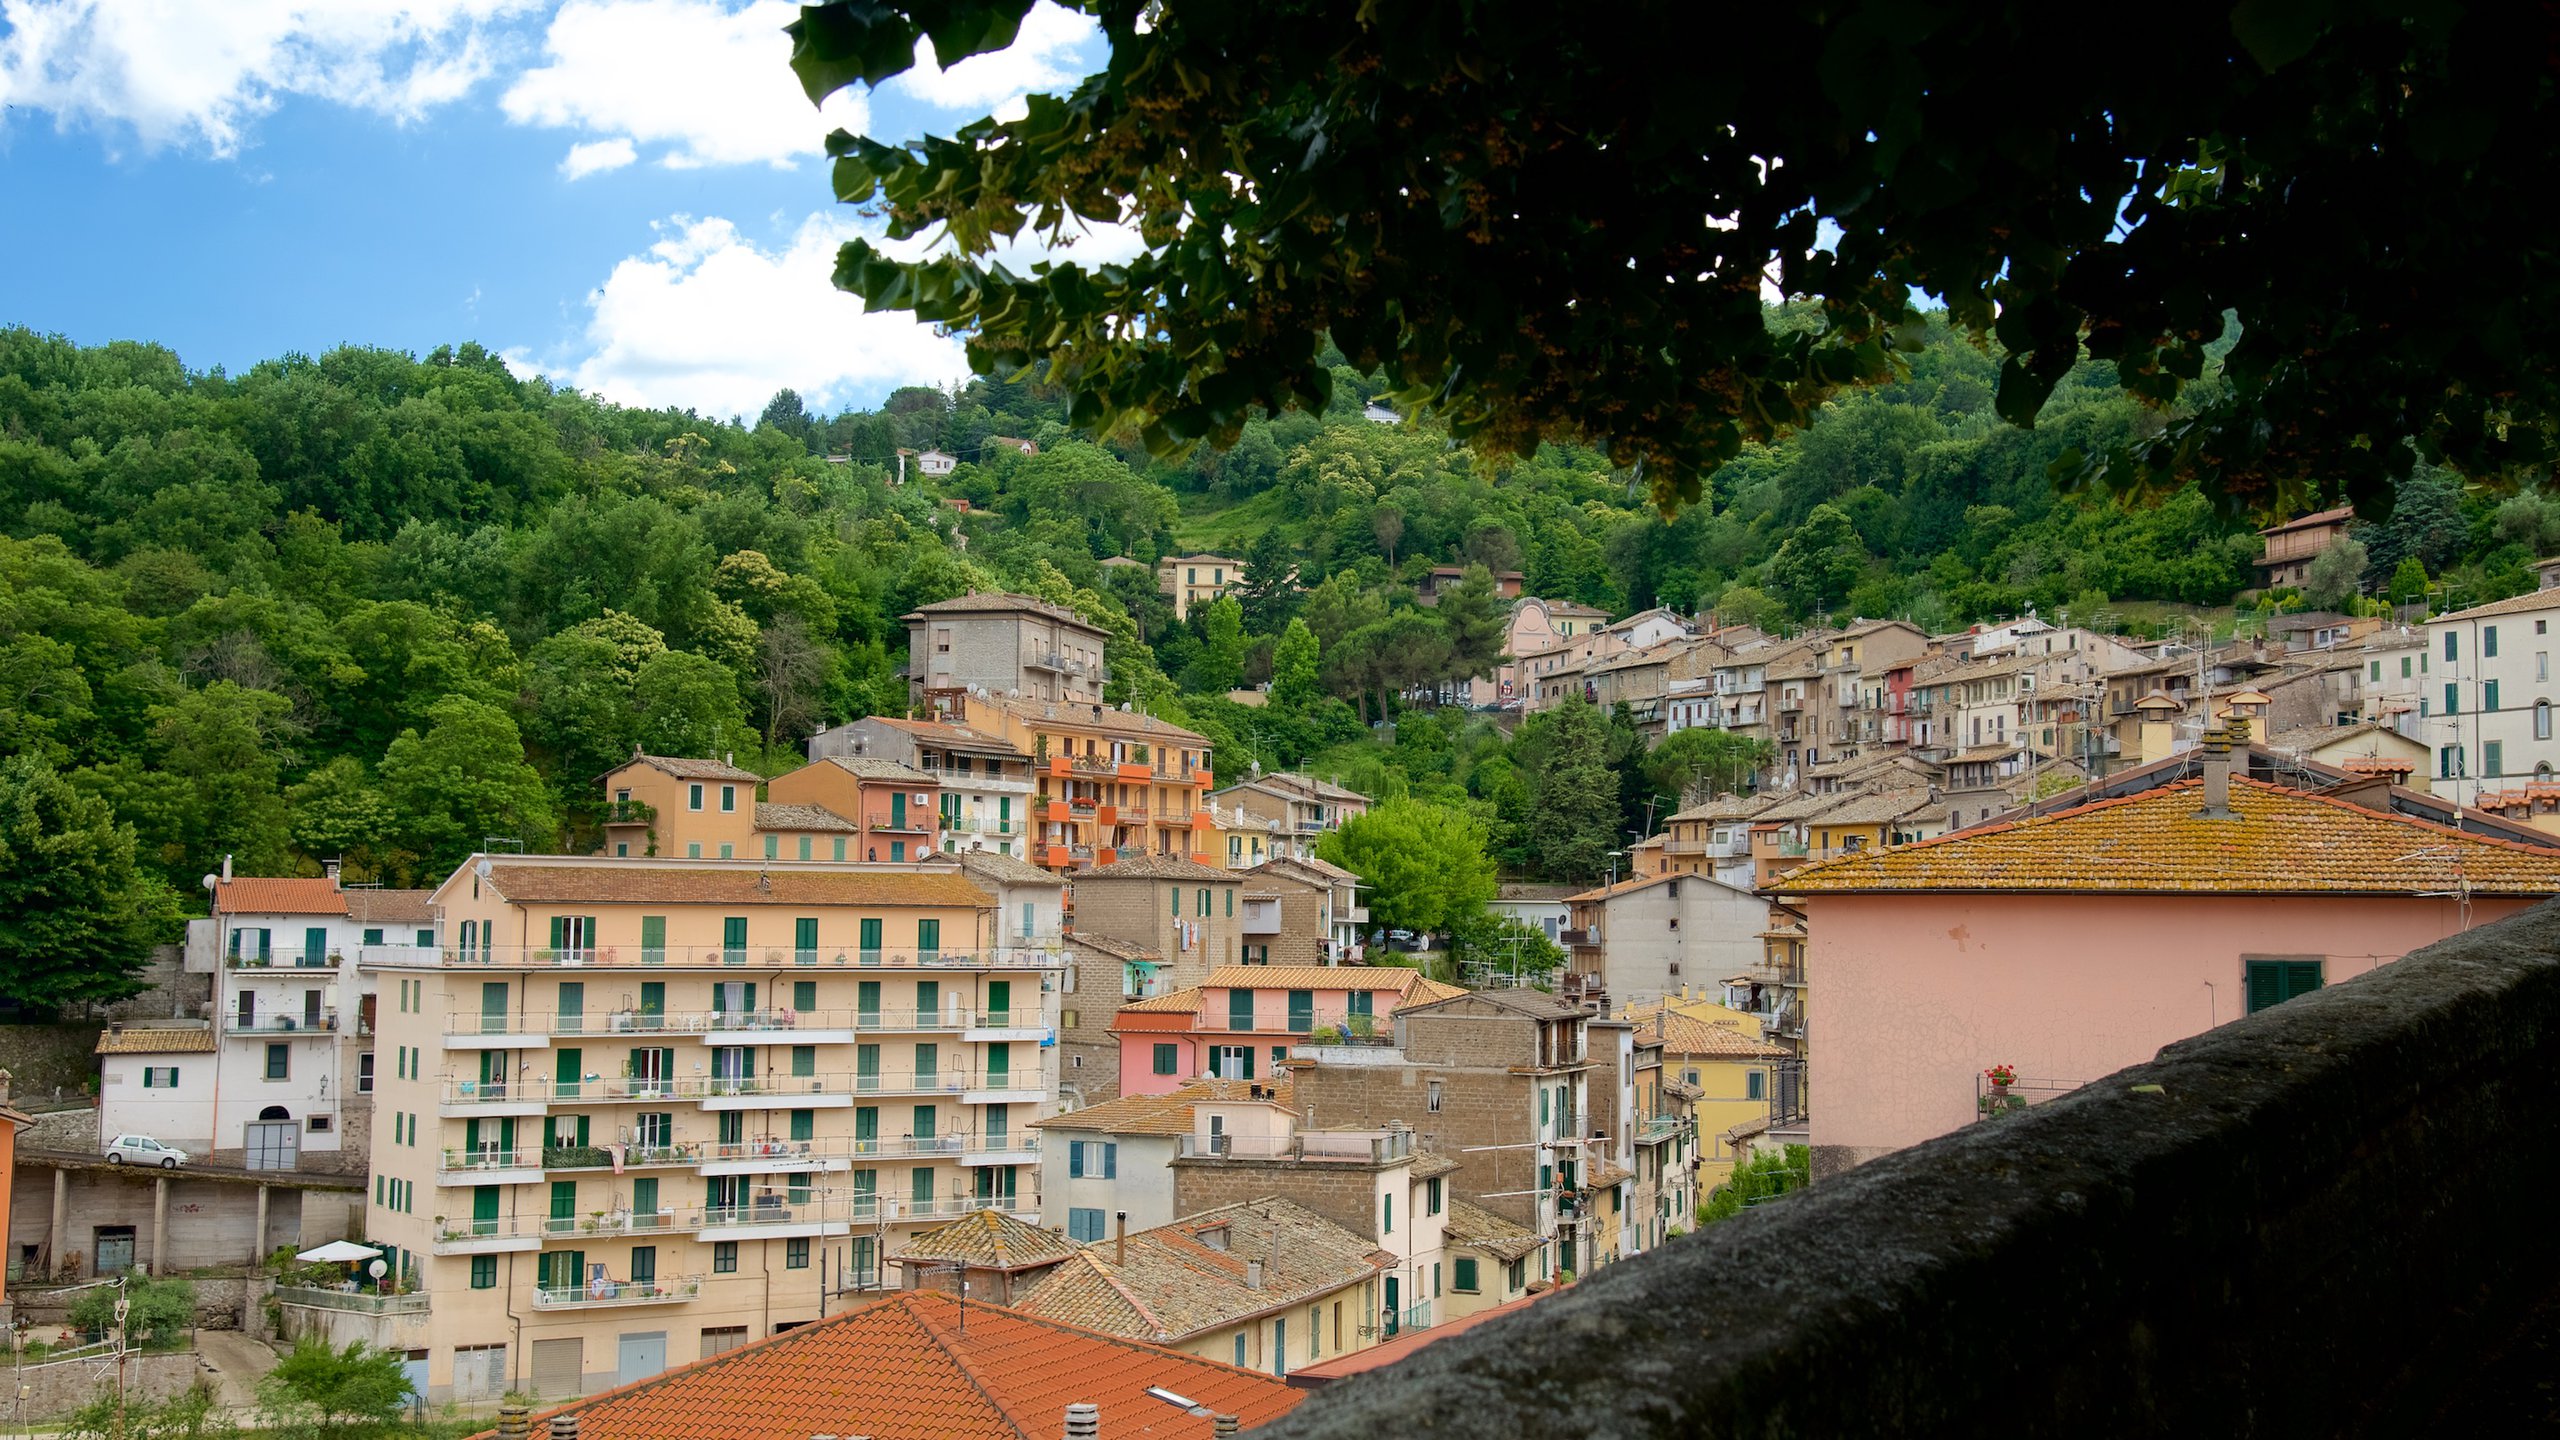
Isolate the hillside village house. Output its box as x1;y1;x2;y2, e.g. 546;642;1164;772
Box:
2255;505;2355;588
2423;583;2560;806
905;592;1110;715
1778;735;2560;1180
806;716;1039;858
1157;553;1244;621
1208;772;1371;864
1559;872;1768;1016
957;694;1217;871
357;850;1061;1402
1033;1078;1290;1237
1111;965;1467;1094
1618;999;1797;1191
1239;856;1369;963
1053;855;1245;1103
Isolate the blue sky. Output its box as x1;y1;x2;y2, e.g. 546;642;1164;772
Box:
0;1;1123;418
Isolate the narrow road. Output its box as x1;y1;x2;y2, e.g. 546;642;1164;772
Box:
192;1329;278;1412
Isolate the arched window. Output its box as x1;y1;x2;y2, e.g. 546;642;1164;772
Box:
2537;700;2553;742
258;1105;290;1121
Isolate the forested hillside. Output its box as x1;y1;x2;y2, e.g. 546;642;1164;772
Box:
2;318;2546;1009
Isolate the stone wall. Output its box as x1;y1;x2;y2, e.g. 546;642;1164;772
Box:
7;1350;205;1420
0;1024;107;1103
1255;901;2560;1439
1294;1059;1537;1229
8;1166;323;1278
1171;1157;1386;1241
96;944;211;1024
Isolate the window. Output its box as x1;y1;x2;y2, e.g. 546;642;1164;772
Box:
357;1053;374;1094
1454;1257;1480;1293
2402;656;2413;679
713;1242;738;1274
700;1326;749;1358
2371;660;2381;682
2244;957;2325;1014
1153;1043;1179;1075
630;1246;656;1285
2443;744;2466;779
1225;889;1234;917
799;836;812;861
785;1238;810;1269
2487;679;2502;712
1381;1192;1393;1235
2447;632;2460;662
765;835;779;859
1171;888;1181;916
1069;1208;1107;1243
1747;1070;1766;1100
264;1044;289;1080
1427;1080;1443;1113
1426;1177;1443;1215
2486;741;2505;777
2543;654;2553;683
2446;683;2461;715
471;1256;496;1289
1197;888;1210;916
720;785;737;813
2486;626;2499;658
2539;701;2552;742
142;1067;179;1088
308;1115;332;1133
689;783;704;811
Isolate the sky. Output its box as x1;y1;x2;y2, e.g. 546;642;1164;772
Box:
0;0;1133;419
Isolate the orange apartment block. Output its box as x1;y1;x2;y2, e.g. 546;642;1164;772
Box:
956;695;1217;871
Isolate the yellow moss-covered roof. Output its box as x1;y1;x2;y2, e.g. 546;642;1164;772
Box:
1779;777;2560;896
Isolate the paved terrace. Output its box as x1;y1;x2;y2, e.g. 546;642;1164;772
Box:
1253;901;2560;1438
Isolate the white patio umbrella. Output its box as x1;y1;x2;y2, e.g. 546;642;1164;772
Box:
295;1240;382;1263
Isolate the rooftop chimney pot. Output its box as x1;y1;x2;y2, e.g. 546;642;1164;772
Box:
547;1416;580;1440
1063;1402;1101;1439
494;1406;531;1440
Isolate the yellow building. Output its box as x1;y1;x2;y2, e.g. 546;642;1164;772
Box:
957;694;1216;872
361;853;1062;1402
1619;1000;1794;1194
1156;553;1244;622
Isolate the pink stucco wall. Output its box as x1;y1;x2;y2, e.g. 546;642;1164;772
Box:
1113;983;1406;1095
1806;892;2538;1161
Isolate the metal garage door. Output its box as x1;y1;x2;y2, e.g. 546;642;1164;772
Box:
244;1121;298;1172
530;1337;582;1399
616;1331;666;1387
453;1343;508;1401
399;1351;430;1404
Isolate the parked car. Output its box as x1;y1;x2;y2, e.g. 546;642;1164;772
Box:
104;1134;187;1168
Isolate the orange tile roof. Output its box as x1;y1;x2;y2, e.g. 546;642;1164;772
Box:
1779;777;2560;896
1117;986;1205;1015
899;1208;1086;1271
482;864;990;909
1016;1199;1390;1343
1199;964;1437;996
617;753;765;782
211;877;344;916
1626;1009;1791;1059
487;1290;1302;1440
2432;586;2560;623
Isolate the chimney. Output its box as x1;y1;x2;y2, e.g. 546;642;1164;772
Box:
325;858;342;886
494;1407;531;1440
547;1416;580;1440
1114;1211;1128;1266
1244;1259;1264;1289
1214;1417;1241;1438
1063;1403;1101;1439
221;853;232;883
2196;724;2236;819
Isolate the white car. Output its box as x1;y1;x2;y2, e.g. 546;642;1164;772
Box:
104;1134;187;1168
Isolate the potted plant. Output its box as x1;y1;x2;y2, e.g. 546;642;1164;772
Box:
1984;1064;2017;1093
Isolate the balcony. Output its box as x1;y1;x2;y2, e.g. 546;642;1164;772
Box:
1176;1130;1413;1163
437;1147;544;1186
541;1208;680;1241
691;1196;858;1240
1634;1115;1688;1145
1024;651;1067;672
1559;928;1598;947
653;1009;860;1044
374;944;1055;971
530;1275;702;1310
273;1285;431;1316
865;811;935;835
430;1217;544;1255
227;954;341;971
441;1015;553;1049
438;1073;862;1113
956;1135;1041;1165
228;1012;336;1035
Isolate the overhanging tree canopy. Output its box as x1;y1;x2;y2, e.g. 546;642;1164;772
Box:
790;1;2558;518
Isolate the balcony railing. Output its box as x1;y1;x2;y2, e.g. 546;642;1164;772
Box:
440;1147;542;1173
1176;1130;1412;1163
602;799;656;825
433;1216;546;1247
543;1208;680;1239
368;944;1059;972
227;954;341;970
273;1285;431;1315
531;1275;702;1309
230;1012;336;1035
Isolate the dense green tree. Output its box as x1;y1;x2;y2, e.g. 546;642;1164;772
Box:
1235;527;1301;633
1435;564;1507;683
257;1338;415;1438
285;757;398;878
1527;698;1622;884
1315;798;1497;939
0;757;181;1013
1765;504;1867;618
1269;618;1321;713
377;697;556;879
1642;727;1775;806
630;651;752;760
2300;536;2372;611
1188;594;1249;695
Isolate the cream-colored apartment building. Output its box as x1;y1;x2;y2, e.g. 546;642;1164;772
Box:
358;854;1062;1402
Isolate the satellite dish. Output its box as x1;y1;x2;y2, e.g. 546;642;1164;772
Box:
476;858;494;880
367;1259;388;1279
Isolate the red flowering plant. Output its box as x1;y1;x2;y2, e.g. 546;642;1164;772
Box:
1984;1064;2018;1088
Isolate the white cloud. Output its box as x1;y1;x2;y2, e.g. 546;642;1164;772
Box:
558;134;635;178
0;0;530;155
530;211;967;417
883;0;1094;115
499;0;862;171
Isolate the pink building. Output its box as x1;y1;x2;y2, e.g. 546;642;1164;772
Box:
1110;964;1467;1093
1780;759;2560;1179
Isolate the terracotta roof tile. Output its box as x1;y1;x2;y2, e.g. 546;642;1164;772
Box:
958;851;1063;887
903;591;1103;630
1117;986;1205;1015
484;864;989;909
820;755;938;785
1080;854;1234;882
341;889;435;925
869;717;1027;755
622;753;764;783
1780;777;2560;896
486;1289;1302;1440
1016;1198;1390;1343
1624;1008;1791;1059
1200;964;1437;995
754;801;861;833
1031;1078;1292;1137
1440;1201;1547;1261
211;877;345;916
96;1027;216;1055
899;1208;1086;1271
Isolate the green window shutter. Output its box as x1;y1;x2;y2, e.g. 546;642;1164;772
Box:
305;928;326;965
723;916;748;957
1226;889;1234;917
790;1108;815;1142
912;1167;936;1202
796;918;818;959
1228;990;1255;1031
640;916;666;963
794;980;816;1012
854;1106;878;1142
2245;961;2286;1014
1287;990;1314;1032
1172;888;1181;916
1154;1043;1178;1075
549;1180;577;1221
1455;1258;1477;1291
987;1045;1009;1080
987;979;1011;1022
917;919;940;956
548;916;565;951
363;928;383;946
912;1105;935;1139
2284;961;2324;1003
792;1045;816;1077
640;981;664;1016
765;834;779;859
918;980;941;1018
834;837;847;861
555;1048;581;1088
861;918;883;957
633;1177;658;1219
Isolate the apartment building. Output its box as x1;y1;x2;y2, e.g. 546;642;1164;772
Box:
1034;1078;1289;1238
1618;1001;1794;1192
1053;856;1243;1105
906;592;1110;715
1238;856;1368;963
1654;796;1766;888
1583;1019;1698;1264
807;716;1037;858
1286;989;1598;1279
2425;585;2560;803
361;853;1061;1402
1208;773;1370;864
147;871;432;1171
765;756;943;865
1157;553;1244;622
1558;872;1767;1016
957;694;1216;871
1111;964;1466;1094
1477;597;1610;707
2255;505;2355;588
